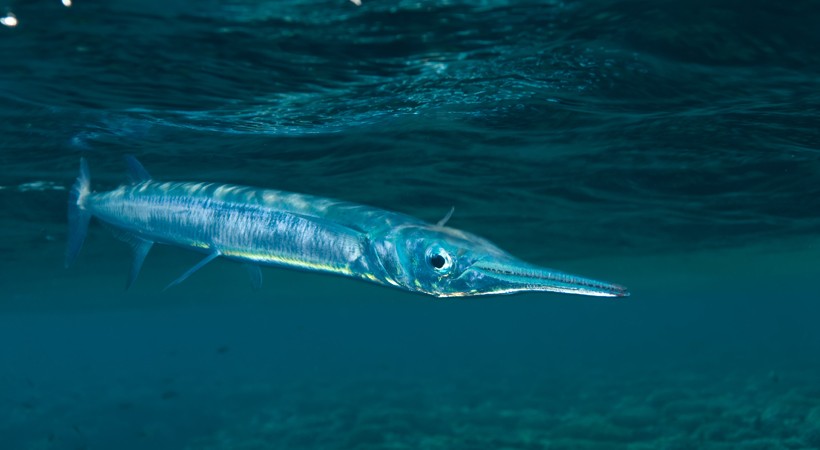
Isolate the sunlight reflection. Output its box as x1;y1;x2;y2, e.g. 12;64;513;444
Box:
62;0;72;6
1;13;17;27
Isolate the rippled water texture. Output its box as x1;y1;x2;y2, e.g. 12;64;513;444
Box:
1;0;818;261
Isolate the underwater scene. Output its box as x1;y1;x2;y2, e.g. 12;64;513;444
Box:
2;0;819;449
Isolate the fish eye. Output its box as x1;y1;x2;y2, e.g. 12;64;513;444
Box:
427;247;453;273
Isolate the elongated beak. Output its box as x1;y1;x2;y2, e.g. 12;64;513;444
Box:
465;257;629;297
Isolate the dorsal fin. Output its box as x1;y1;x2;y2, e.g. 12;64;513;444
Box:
124;155;151;184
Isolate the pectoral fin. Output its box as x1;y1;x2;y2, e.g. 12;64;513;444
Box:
436;206;455;227
245;264;263;290
164;251;220;291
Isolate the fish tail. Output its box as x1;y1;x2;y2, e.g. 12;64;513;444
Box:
65;158;91;268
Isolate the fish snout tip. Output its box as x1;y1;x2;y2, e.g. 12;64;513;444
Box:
613;285;631;298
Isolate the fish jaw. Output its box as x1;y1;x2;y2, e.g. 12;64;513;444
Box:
442;256;629;298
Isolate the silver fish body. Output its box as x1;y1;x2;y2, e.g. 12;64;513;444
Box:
88;181;376;278
66;157;629;298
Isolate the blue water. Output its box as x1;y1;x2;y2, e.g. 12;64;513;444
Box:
2;1;820;449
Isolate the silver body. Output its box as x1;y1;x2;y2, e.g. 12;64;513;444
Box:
66;158;629;298
88;180;390;282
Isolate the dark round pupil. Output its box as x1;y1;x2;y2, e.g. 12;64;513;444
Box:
430;254;446;269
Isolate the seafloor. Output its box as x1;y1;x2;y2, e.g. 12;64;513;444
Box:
185;371;820;450
7;363;820;449
3;240;819;450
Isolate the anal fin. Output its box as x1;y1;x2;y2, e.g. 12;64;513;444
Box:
164;251;220;291
100;224;154;289
128;239;154;289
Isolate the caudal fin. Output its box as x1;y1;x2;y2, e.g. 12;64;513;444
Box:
65;158;91;268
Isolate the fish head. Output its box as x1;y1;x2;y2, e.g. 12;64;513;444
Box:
372;224;629;298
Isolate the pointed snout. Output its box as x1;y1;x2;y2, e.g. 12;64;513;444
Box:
465;257;629;298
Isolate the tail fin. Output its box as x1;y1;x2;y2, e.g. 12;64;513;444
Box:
65;158;91;268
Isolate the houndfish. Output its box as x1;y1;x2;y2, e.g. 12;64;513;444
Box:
65;157;629;298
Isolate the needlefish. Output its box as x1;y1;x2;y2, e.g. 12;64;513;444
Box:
65;157;629;298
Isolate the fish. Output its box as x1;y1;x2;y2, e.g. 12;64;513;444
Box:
65;157;629;298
